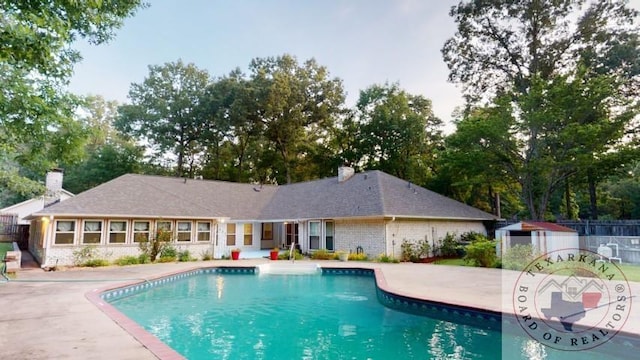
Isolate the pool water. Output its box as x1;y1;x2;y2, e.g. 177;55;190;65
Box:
109;272;630;359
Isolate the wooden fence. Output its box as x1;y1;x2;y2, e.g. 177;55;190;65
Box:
0;214;19;242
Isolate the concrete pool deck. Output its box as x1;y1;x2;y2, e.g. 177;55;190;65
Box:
1;259;638;359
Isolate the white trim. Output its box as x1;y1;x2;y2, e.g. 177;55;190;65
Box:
81;219;103;245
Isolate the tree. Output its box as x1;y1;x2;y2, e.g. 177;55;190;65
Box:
116;60;211;177
248;54;345;184
353;83;442;185
0;0;145;204
442;0;640;219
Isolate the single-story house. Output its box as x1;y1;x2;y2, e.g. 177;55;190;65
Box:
28;167;497;267
496;221;579;257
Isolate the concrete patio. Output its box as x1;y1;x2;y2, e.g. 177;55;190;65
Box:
1;259;638;359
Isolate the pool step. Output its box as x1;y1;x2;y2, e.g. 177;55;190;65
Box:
257;263;321;275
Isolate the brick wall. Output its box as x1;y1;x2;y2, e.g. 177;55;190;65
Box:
335;219;386;257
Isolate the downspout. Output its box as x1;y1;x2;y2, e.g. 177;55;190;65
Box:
389;216;396;258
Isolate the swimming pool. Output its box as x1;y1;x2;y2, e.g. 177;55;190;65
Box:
101;267;633;359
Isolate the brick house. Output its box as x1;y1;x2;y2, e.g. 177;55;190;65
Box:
28;167;496;267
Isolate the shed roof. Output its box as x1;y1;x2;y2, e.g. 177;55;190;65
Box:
498;221;576;233
33;170;496;221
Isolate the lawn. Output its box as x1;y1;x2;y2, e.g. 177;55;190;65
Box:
0;242;13;261
432;258;471;266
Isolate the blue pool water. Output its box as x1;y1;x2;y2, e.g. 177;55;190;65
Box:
108;270;631;359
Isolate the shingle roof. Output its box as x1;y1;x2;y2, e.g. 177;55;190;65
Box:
34;171;496;221
497;221;576;233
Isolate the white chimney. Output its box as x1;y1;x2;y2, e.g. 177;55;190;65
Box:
44;168;64;206
338;166;355;183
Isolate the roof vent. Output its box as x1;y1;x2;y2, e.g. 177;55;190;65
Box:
338;166;355;183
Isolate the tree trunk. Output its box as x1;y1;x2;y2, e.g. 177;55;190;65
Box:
565;178;573;220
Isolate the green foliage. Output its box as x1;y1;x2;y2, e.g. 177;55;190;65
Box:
138;229;172;262
137;253;150;264
72;245;109;267
435;233;462;258
278;249;303;260
348;253;368;261
501;244;539;271
0;0;145;201
464;240;498;268
177;250;194;262
400;238;431;262
114;256;140;266
376;253;399;263
200;250;213;261
310;249;333;260
459;232;489;243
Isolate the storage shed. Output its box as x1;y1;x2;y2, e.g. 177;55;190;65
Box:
496;221;579;257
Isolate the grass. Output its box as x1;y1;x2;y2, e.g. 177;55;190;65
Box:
432;258;471;266
0;242;13;261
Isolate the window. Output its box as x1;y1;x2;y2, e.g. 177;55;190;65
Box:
177;221;192;242
157;220;172;232
325;221;334;251
83;220;102;244
262;222;273;240
133;221;150;242
244;223;253;245
226;223;236;246
197;222;211;241
54;220;75;245
109;221;127;244
309;221;320;249
285;223;298;246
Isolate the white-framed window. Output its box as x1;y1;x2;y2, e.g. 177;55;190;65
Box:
133;221;150;243
243;223;253;245
109;220;127;244
177;221;192;242
54;220;75;245
82;220;102;244
309;221;320;250
226;223;236;246
197;222;211;242
325;221;334;251
157;220;172;233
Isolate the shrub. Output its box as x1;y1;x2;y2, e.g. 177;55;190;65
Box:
464;240;498;267
311;249;333;260
82;259;110;267
138;253;151;264
201;250;213;261
502;244;538;271
348;253;368;261
459;231;488;243
138;229;172;262
401;239;418;262
278;249;303;260
177;250;193;262
157;256;176;263
73;245;109;267
436;233;463;257
377;253;399;263
114;256;140;266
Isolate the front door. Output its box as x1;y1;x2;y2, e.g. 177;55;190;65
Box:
285;223;298;246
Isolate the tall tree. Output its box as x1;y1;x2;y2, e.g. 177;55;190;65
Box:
442;0;640;219
116;60;211;177
353;83;442;185
0;0;144;205
248;54;345;184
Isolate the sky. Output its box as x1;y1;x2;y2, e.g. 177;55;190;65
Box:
68;0;640;131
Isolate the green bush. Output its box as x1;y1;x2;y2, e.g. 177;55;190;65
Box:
464;240;497;267
157;256;176;263
138;253;151;264
459;231;489;243
311;249;333;260
377;253;399;263
138;229;172;262
201;250;213;261
278;249;303;260
114;256;140;266
177;250;193;262
82;259;110;267
348;253;368;261
400;239;430;262
435;233;462;257
502;244;538;271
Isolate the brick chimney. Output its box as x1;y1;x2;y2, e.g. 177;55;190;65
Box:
338;166;355;183
44;168;64;207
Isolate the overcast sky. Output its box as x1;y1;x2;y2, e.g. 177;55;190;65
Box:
68;0;640;130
